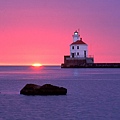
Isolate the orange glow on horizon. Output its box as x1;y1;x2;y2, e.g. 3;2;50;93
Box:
32;63;42;67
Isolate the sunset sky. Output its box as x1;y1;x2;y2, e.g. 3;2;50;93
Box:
0;0;120;65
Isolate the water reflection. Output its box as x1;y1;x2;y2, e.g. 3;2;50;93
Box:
73;69;79;76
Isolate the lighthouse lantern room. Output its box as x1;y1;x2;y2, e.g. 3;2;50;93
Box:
72;31;80;42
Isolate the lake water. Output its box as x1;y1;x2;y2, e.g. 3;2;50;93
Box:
0;66;120;120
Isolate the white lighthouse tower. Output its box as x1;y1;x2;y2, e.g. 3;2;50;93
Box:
72;30;80;42
70;31;88;58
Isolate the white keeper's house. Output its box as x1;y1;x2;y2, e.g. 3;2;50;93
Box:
61;30;94;67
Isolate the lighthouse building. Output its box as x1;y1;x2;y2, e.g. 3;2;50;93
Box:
62;31;94;67
70;31;88;58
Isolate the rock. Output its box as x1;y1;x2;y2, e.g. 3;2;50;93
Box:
20;84;67;95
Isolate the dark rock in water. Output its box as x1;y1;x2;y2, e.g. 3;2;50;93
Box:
20;84;67;95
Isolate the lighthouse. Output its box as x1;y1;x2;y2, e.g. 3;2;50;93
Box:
70;31;88;58
61;30;94;67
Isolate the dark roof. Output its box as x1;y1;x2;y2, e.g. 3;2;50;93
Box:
71;40;87;45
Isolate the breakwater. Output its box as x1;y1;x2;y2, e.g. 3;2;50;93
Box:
61;63;120;68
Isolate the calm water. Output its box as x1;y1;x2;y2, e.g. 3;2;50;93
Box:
0;66;120;120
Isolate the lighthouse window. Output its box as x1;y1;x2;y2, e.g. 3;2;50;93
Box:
72;46;74;49
77;46;79;49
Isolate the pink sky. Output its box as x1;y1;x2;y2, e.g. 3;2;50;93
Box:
0;0;120;65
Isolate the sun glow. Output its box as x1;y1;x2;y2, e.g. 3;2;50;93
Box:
32;63;42;67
